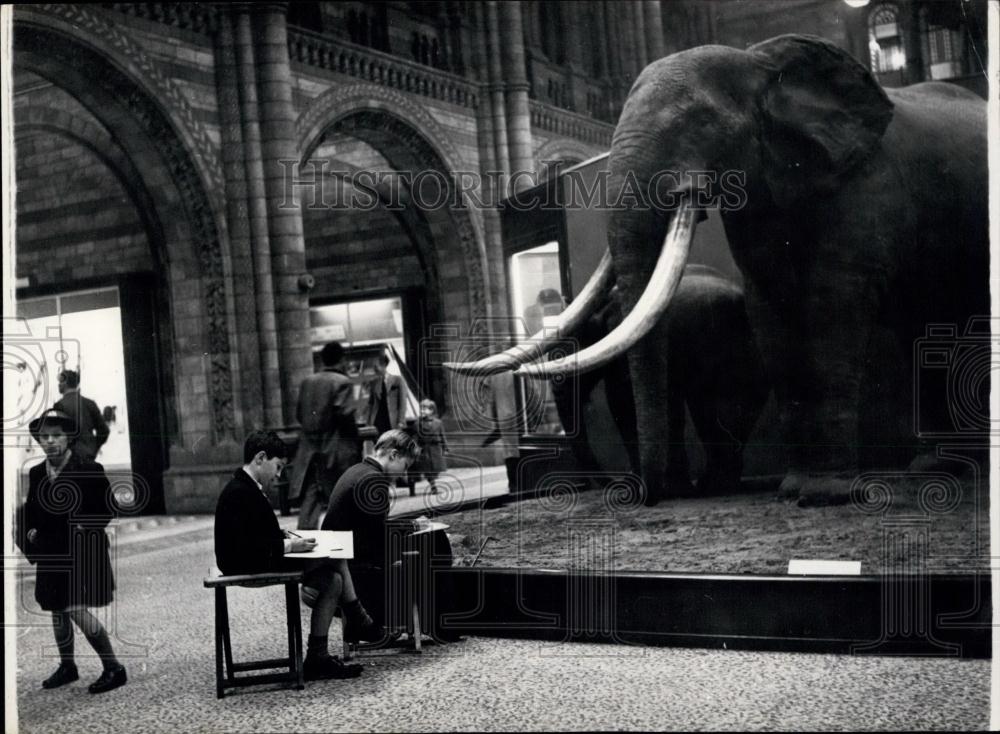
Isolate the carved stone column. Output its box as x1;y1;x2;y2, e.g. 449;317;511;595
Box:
485;0;510;178
632;0;648;71
233;5;283;429
499;0;534;190
251;2;311;426
213;6;260;435
644;0;664;61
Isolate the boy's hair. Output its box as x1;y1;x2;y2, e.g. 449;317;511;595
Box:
376;353;390;367
59;369;80;388
419;398;437;414
320;342;345;367
374;429;421;461
243;430;288;463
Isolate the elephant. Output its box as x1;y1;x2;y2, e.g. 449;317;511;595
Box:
550;264;769;497
449;34;986;507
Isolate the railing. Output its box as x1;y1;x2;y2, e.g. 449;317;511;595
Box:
529;101;614;147
103;3;218;35
288;28;479;110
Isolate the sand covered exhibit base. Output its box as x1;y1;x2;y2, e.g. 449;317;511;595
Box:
443;473;989;575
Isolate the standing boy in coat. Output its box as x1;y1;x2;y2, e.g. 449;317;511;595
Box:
413;399;447;495
22;409;126;693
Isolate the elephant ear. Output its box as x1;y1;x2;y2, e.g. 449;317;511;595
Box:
750;34;894;206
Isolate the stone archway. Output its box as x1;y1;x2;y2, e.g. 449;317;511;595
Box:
14;7;238;447
297;83;491;323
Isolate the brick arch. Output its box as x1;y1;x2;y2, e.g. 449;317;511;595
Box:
15;107;181;442
297;83;491;321
14;9;238;444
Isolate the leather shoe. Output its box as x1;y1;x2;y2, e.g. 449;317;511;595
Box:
343;604;388;644
88;665;127;694
42;662;78;689
304;655;362;681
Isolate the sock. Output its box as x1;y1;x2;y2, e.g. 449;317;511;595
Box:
307;634;328;659
52;613;74;666
83;627;120;671
343;598;362;619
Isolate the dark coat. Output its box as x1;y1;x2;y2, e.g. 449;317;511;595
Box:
415;416;447;475
322;457;391;569
214;469;286;576
54;391;110;462
24;453;115;611
365;373;408;433
289;368;361;501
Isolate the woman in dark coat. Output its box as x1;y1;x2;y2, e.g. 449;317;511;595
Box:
22;409;127;694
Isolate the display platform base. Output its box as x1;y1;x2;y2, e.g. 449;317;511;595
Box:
436;568;990;658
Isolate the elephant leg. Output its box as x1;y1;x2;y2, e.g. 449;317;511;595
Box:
792;267;879;506
625;323;680;506
743;283;802;497
665;358;691;488
689;393;747;496
603;358;640;474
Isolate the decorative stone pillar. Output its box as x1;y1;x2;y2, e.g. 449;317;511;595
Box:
473;2;509;328
213;6;260;435
233;5;283;429
499;0;533;191
485;1;510;178
251;2;312;427
632;0;648;71
644;0;664;61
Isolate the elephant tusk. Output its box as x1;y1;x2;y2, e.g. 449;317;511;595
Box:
516;200;696;379
443;249;615;376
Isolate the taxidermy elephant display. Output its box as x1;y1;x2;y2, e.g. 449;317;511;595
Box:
550;265;768;497
449;34;986;507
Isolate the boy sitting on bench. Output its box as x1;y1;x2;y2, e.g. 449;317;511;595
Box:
214;431;384;680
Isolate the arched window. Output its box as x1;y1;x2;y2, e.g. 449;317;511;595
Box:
919;6;967;80
868;4;906;75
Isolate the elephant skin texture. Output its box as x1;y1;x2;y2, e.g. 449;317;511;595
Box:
552;265;769;499
603;34;987;506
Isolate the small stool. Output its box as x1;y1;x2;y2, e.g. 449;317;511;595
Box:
203;568;304;698
342;551;424;659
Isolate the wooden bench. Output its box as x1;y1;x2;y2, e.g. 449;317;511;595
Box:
204;569;304;698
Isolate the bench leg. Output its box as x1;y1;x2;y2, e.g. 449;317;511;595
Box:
214;588;226;698
218;588;235;682
285;582;304;689
411;601;422;653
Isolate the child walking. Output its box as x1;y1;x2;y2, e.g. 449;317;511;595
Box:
414;399;447;495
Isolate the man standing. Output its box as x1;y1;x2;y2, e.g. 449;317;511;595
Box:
54;370;109;463
365;353;408;436
214;431;383;680
289;342;361;530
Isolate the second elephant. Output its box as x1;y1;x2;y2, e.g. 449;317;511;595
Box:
551;264;769;496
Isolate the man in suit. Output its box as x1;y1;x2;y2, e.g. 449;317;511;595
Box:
289;342;361;530
214;431;383;681
365;353;408;436
54;370;109;463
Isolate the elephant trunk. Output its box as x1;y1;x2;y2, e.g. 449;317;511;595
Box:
517;199;696;379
